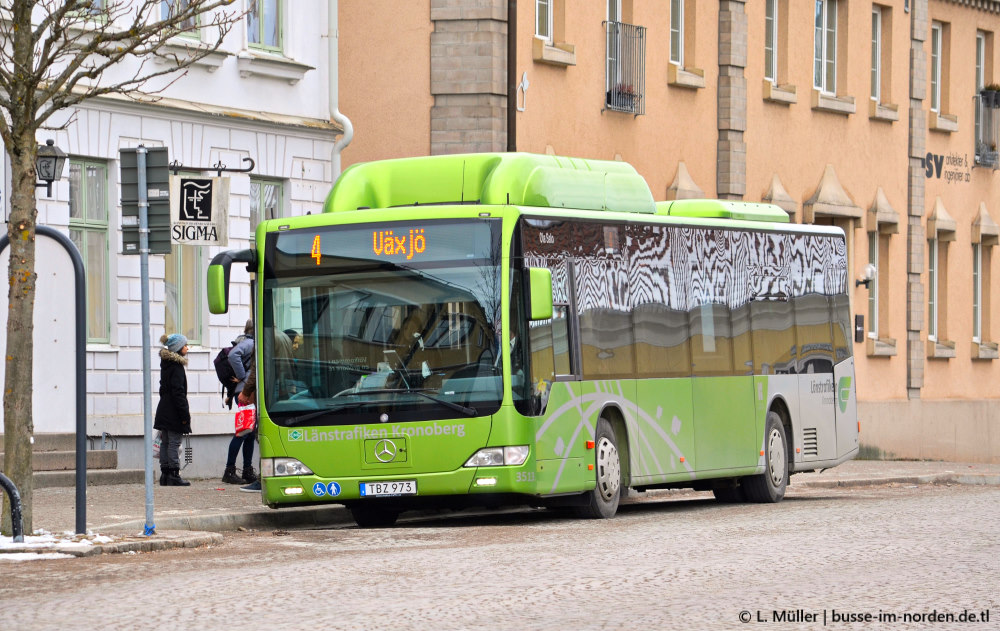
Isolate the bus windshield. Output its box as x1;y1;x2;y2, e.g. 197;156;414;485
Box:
261;218;503;426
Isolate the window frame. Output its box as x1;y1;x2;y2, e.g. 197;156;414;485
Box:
871;6;882;103
248;0;283;53
976;32;986;158
930;22;942;113
164;169;204;346
765;0;777;83
928;237;938;341
813;0;838;94
535;0;553;42
68;158;111;345
250;177;285;227
161;0;200;37
973;243;982;343
868;230;878;339
670;0;684;66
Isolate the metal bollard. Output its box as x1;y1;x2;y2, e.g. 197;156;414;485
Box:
0;472;25;543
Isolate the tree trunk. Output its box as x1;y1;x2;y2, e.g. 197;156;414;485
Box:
2;131;39;536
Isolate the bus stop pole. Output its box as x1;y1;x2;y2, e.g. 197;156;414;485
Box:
138;146;156;535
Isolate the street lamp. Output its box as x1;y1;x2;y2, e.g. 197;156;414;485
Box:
35;139;67;198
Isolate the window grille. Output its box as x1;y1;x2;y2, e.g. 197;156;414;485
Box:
975;92;999;169
604;20;646;116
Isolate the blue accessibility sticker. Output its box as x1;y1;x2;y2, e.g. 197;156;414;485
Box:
327;481;342;497
312;482;327;497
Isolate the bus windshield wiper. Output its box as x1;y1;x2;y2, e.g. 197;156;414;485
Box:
356;387;478;417
411;389;478;417
284;401;366;426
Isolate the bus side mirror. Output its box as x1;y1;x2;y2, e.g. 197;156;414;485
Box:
527;267;553;321
207;249;256;314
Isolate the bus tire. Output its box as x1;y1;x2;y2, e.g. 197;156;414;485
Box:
743;411;789;503
575;417;622;519
350;504;400;528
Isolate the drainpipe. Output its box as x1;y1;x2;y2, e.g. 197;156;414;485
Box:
329;0;354;181
507;0;516;152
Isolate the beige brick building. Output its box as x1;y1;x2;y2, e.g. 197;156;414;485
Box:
339;0;1000;463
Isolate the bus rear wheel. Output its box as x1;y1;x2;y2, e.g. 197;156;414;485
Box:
742;411;789;503
350;504;400;528
575;417;621;519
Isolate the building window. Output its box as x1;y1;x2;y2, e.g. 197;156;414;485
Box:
164;170;204;345
250;178;284;226
536;0;552;41
928;238;938;340
976;32;985;92
248;0;281;51
868;231;878;339
765;0;777;82
871;7;881;102
973;243;982;342
68;160;110;344
927;201;958;356
814;0;837;93
670;0;683;66
164;244;203;346
161;0;198;34
604;16;646;115
930;22;942;112
974;32;997;166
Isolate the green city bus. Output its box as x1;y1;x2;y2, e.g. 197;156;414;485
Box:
207;153;859;527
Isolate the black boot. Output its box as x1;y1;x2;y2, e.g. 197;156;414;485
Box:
166;467;191;487
241;465;258;484
159;466;170;486
222;465;242;484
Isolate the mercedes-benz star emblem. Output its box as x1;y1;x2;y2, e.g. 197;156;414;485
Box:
374;439;398;463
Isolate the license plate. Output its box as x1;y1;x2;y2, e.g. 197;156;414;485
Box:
359;480;417;497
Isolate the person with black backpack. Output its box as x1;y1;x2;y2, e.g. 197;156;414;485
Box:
222;320;258;485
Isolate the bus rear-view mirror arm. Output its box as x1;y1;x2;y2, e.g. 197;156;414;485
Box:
207;249;257;314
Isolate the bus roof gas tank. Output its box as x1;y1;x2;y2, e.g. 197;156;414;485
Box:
324;152;655;214
656;199;790;223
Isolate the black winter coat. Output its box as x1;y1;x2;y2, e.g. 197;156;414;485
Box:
154;348;191;434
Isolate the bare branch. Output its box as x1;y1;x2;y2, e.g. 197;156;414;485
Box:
1;0;247;132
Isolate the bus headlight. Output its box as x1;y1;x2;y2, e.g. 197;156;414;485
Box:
464;446;529;467
261;458;314;477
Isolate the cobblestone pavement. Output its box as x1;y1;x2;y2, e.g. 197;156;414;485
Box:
2;483;998;631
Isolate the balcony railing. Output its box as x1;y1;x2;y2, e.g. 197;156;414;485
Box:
604;20;646;116
975;91;999;169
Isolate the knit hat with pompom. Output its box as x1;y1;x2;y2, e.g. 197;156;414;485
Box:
161;333;188;353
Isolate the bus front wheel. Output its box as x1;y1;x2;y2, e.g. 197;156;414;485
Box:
575;417;622;519
743;411;789;503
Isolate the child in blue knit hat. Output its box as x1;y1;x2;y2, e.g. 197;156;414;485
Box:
154;333;191;486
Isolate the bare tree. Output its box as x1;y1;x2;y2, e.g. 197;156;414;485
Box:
0;0;243;535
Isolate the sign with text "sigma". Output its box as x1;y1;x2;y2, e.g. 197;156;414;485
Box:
169;175;229;246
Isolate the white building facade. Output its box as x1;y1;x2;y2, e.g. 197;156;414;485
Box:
0;1;342;477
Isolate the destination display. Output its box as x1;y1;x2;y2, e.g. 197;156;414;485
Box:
268;218;498;273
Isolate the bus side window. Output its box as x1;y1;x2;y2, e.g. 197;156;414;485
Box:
551;304;572;375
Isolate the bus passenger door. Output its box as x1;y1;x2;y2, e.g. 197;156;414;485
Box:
691;304;757;471
794;294;839;462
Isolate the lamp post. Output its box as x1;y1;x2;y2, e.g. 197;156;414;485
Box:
35;139;67;197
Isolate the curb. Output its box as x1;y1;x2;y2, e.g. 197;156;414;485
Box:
799;472;1000;489
1;531;222;557
97;504;354;535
